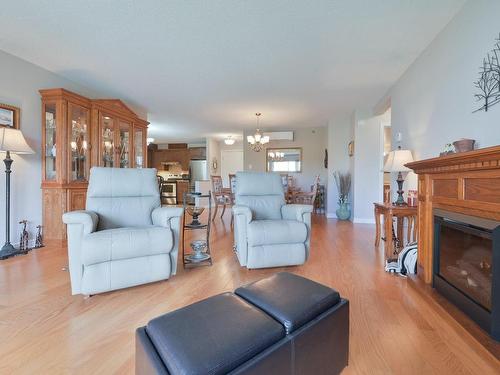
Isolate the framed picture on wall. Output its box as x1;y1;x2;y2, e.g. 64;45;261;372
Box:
348;141;354;157
0;103;20;129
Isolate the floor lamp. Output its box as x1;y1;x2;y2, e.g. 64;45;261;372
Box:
0;127;35;260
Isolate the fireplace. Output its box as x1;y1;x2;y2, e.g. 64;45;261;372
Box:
433;209;500;340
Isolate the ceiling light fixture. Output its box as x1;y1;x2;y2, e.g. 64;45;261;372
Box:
147;137;155;145
247;113;269;152
224;136;235;145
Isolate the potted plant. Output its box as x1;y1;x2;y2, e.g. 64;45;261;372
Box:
333;171;351;220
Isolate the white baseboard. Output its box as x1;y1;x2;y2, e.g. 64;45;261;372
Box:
353;217;375;224
326;212;353;221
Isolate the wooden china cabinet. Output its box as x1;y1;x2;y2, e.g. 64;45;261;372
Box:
40;89;149;241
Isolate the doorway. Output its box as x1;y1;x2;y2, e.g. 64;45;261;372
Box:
381;108;392;203
221;149;243;187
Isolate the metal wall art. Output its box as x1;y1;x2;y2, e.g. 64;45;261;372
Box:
474;33;500;112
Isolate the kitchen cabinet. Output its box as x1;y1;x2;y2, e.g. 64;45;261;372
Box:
150;147;207;171
189;147;206;160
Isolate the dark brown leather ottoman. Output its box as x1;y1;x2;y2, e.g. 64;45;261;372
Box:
136;272;349;375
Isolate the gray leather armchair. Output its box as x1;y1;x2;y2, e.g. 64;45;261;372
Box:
232;172;313;269
62;167;183;295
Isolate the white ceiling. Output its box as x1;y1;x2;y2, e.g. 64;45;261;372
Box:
1;0;464;142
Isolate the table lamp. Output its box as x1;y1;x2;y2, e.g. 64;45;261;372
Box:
0;128;35;260
383;146;414;206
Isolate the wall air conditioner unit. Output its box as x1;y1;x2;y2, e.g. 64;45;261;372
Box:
263;131;294;141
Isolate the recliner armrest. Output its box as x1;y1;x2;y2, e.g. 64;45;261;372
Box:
281;204;313;222
62;210;99;295
152;206;184;276
232;205;253;224
152;206;184;227
62;210;99;235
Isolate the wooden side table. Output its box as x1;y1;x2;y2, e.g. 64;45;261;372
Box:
374;202;417;260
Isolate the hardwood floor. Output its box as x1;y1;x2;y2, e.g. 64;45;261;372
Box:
0;214;499;374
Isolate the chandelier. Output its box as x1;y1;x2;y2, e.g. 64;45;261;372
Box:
268;151;284;161
247;113;269;152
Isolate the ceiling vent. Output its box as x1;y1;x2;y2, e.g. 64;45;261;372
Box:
263;131;294;141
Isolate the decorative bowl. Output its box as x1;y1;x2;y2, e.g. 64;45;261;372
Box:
186;206;205;217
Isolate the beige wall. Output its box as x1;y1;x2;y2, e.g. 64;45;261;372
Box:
0;50;105;246
219;138;243;151
326;114;352;217
0;49;147;246
243;127;327;192
377;0;500;195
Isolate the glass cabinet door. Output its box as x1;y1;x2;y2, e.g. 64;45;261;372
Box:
118;121;131;168
101;115;115;167
69;104;90;181
134;128;145;168
44;103;57;181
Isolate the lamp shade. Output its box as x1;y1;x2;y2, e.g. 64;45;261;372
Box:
383;148;413;172
0;128;35;154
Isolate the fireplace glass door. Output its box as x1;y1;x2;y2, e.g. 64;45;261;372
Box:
438;221;493;311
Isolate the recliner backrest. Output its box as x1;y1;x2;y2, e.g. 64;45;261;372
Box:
86;167;161;230
235;172;285;220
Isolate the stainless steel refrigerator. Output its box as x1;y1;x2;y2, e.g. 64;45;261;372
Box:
189;160;208;191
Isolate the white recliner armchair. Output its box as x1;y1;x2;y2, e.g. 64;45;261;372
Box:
232;172;313;269
62;167;183;295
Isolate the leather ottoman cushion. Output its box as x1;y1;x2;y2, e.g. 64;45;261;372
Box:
235;272;341;334
146;292;285;375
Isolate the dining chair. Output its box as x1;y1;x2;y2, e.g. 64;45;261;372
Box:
157;175;165;205
293;175;320;206
210;175;231;221
229;173;237;226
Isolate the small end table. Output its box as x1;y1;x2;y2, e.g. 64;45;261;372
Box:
374;202;417;260
182;192;213;268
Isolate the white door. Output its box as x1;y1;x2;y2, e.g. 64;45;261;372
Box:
221;150;244;187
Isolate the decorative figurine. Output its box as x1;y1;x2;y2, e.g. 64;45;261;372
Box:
19;220;29;252
35;225;44;248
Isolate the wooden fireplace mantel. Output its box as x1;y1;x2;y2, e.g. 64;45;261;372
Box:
406;145;500;283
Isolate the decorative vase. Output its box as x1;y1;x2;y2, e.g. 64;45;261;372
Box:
336;202;351;220
453;139;475;153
